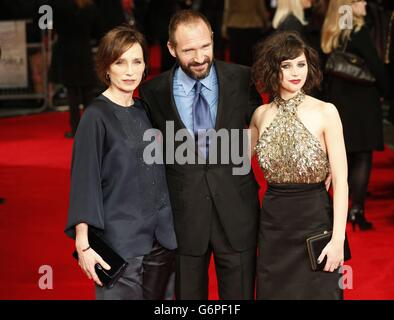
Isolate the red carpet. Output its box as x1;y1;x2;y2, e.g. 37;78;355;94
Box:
0;111;393;300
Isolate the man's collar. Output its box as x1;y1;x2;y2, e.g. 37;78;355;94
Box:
176;62;216;95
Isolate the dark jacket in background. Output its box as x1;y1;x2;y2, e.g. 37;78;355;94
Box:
200;0;225;59
367;2;392;61
133;0;151;34
222;0;270;66
146;0;179;44
146;0;180;71
277;13;305;35
276;13;318;53
49;0;103;86
324;26;390;152
94;0;126;33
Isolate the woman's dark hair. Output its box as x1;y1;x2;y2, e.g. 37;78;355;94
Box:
252;31;322;97
95;24;149;86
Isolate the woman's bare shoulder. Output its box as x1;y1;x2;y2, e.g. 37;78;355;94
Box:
252;102;274;121
305;95;337;115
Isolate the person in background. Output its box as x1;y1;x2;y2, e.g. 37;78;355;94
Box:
307;0;330;54
133;0;151;35
321;0;389;230
366;0;394;124
199;0;226;60
272;0;312;38
146;0;180;72
94;0;127;33
49;0;103;138
385;6;394;124
222;0;270;66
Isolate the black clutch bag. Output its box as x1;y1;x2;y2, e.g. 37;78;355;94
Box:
73;230;128;289
306;230;351;271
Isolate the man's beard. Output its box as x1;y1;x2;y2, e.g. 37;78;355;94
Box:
176;56;213;80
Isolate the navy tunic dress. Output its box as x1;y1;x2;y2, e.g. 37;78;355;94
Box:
65;95;177;259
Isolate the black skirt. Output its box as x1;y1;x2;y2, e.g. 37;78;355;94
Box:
257;183;343;300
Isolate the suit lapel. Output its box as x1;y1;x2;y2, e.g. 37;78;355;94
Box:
214;60;237;130
159;62;239;159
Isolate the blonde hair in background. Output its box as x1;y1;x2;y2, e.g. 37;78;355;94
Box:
321;0;365;54
272;0;307;29
75;0;93;8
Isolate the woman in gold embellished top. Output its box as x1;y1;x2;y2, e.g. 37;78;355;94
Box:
250;31;348;300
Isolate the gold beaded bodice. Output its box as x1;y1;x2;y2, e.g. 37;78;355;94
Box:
254;92;329;184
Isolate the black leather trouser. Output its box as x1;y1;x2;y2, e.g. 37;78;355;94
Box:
96;240;175;300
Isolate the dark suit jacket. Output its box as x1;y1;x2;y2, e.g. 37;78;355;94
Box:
139;60;262;255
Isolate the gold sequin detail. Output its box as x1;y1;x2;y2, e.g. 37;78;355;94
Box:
254;92;329;184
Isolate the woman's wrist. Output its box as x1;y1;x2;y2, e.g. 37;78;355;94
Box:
75;223;89;251
76;237;89;251
331;235;345;243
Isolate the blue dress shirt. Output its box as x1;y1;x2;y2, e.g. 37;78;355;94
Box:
173;64;219;132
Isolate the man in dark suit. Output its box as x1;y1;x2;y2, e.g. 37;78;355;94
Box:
139;10;262;299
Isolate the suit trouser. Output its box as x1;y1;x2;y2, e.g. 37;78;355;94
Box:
96;240;175;300
175;203;256;300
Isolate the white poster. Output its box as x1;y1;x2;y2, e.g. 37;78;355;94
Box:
0;21;28;88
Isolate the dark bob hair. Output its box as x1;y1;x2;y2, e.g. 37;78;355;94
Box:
95;24;149;86
252;31;322;97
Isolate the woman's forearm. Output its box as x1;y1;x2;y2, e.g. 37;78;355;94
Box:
331;178;348;242
75;222;89;251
